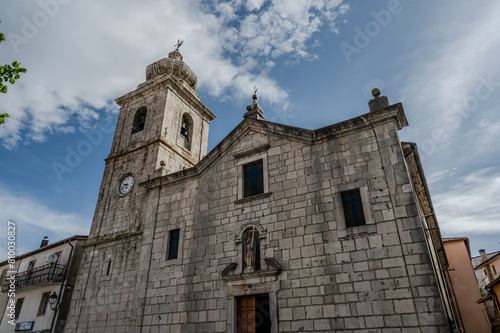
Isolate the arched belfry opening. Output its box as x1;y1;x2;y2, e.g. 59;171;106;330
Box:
242;226;260;271
131;107;147;134
180;113;193;150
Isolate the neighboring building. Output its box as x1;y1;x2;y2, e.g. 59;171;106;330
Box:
65;48;457;332
442;237;490;332
476;250;500;288
0;235;87;333
475;249;500;332
472;250;500;290
481;277;500;333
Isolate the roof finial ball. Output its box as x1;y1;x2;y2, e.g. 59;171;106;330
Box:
253;86;258;101
368;87;390;112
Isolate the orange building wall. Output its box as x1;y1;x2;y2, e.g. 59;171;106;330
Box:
493;283;500;312
444;240;490;333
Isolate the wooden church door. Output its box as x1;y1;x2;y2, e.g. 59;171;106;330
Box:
237;294;271;333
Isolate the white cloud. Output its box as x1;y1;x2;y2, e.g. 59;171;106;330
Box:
0;185;90;258
401;1;500;151
0;186;90;235
0;0;347;149
433;168;500;235
245;0;266;12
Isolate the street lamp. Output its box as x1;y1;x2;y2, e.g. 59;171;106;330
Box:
49;292;58;310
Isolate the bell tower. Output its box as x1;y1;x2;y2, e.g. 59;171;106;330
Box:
88;47;216;239
112;48;215;174
67;47;215;332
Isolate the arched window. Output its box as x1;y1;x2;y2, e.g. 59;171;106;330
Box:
180;113;193;149
131;107;147;134
242;227;260;270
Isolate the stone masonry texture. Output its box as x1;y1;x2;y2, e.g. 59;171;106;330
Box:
65;55;450;333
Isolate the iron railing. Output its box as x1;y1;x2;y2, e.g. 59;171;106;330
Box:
1;263;65;292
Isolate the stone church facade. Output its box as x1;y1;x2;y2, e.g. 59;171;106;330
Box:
65;49;455;332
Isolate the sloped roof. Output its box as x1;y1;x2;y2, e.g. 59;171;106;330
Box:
443;237;469;242
0;235;88;267
443;237;471;258
475;251;500;270
485;274;500;289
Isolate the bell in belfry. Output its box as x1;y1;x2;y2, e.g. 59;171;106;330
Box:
180;120;190;140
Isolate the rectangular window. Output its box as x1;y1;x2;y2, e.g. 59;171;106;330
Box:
341;189;366;227
493;265;497;274
26;260;36;281
168;229;180;260
27;260;36;271
106;261;112;276
243;160;264;198
15;298;24;319
37;292;50;316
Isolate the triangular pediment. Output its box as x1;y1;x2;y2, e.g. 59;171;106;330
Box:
141;103;406;189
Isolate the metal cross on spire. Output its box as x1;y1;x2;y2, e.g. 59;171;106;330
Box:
252;86;258;100
174;39;184;51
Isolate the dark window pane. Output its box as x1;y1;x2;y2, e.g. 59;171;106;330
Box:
168;229;180;260
243;160;264;198
106;261;112;276
341;189;366;227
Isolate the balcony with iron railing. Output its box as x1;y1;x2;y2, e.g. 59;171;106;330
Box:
1;263;66;292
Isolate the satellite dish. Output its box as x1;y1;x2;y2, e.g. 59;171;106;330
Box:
48;254;59;263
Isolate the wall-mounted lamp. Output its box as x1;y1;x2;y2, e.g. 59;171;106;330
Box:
49;292;59;310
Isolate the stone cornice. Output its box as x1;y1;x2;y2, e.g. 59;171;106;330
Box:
84;231;143;247
313;103;407;141
105;137;195;166
115;74;215;121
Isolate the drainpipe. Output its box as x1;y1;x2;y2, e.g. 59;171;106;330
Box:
50;240;74;333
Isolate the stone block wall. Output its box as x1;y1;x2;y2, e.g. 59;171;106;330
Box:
131;117;450;332
66;110;450;332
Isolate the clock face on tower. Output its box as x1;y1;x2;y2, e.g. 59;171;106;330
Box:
119;175;134;195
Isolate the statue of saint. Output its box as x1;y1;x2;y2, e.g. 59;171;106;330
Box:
244;227;259;269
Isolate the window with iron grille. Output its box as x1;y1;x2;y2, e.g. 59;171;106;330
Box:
341;189;366;227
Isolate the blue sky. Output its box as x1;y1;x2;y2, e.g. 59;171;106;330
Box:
1;0;499;258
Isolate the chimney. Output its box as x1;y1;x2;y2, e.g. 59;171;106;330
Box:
368;88;390;112
40;236;49;248
479;249;488;262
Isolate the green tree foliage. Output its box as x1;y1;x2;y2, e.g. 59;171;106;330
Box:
1;20;27;124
